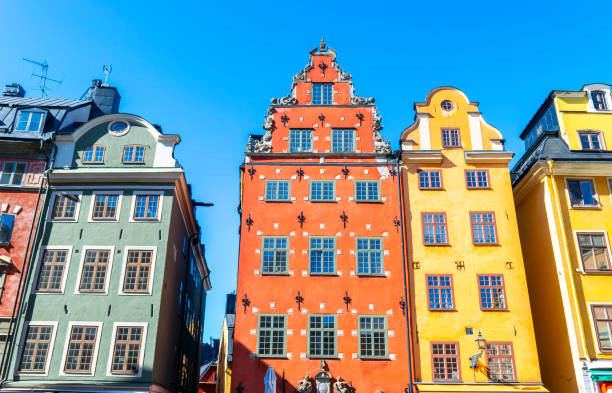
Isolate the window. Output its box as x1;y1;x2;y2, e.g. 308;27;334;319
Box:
83;145;105;164
431;342;460;381
332;129;355;152
312;83;332;105
355;180;380;202
359;316;387;358
592;91;609;111
471;212;498;245
310;180;335;201
422;213;448;245
441;100;453;111
0;161;27;185
578;233;611;272
356;238;383;275
265;181;290;201
64;325;99;373
36;249;69;292
579;131;603;151
308;315;336;357
18;324;54;373
310;237;335;274
0;214;15;245
592;305;612;351
111;325;144;375
109;120;129;135
91;194;120;220
261;237;288;274
466;170;489;189
418;170;442;189
133;194;160;220
289;129;313;152
122;250;153;293
567;179;598;207
15;110;45;132
478;275;507;310
427;275;454;310
257;315;286;357
79;249;111;292
486;342;516;381
441;129;461;148
51;193;79;221
123;145;146;163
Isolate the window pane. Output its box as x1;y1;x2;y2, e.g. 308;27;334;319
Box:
0;214;15;244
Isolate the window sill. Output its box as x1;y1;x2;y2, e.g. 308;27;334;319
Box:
309;273;340;276
122;162;146;165
256;354;289;359
82;162;105;165
570;205;601;210
429;308;457;312
433;379;463;383
581;270;612;275
264;200;292;203
473;243;501;246
49;218;78;223
467;187;492;190
419;188;444;191
356;274;386;278
424;243;450;247
261;273;291;276
310;200;337;203
358;356;391;361
306;356;340;360
35;291;64;295
481;308;509;312
354;200;383;204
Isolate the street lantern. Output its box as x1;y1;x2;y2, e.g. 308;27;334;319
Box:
475;330;486;351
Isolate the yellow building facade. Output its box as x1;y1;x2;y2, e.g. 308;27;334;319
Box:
512;84;612;393
400;87;547;392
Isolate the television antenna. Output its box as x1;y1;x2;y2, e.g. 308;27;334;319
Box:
22;58;63;98
102;64;112;85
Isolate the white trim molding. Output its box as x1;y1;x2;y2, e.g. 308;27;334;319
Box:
58;321;104;376
105;322;148;378
117;246;158;296
46;191;83;223
73;246;116;295
583;84;612;113
34;246;74;295
14;321;59;377
128;191;165;223
87;191;124;223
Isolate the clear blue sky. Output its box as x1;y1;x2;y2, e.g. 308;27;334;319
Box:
1;1;611;340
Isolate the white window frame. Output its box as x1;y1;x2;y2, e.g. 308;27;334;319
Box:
105;322;148;377
118;246;157;296
584;85;612;113
74;246;115;295
577;130;606;151
14;320;58;376
574;231;612;274
46;191;83;223
34;245;74;295
88;191;123;223
0;161;28;186
565;177;600;209
14;109;47;132
128;191;164;222
587;302;612;353
59;321;103;376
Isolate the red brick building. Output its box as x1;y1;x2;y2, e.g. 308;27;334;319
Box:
233;41;411;393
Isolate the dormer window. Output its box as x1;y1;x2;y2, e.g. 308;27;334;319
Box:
312;83;332;105
591;91;609;111
83;145;105;164
578;131;604;151
123;145;146;163
15;110;45;132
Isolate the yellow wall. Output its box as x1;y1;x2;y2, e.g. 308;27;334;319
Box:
401;87;544;390
216;318;232;393
557;94;612;150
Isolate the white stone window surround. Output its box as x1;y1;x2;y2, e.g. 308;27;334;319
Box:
46;191;83;223
58;321;104;376
105;321;148;377
128;191;164;222
584;84;612;113
73;246;116;295
87;191;124;223
34;245;74;295
117;246;158;296
14;320;59;377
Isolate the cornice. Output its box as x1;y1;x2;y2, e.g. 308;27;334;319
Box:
464;151;513;164
400;150;443;164
512;161;550;205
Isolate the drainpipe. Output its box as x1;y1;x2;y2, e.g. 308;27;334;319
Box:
395;152;414;393
0;142;55;384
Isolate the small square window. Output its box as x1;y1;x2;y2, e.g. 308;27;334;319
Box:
578;131;604;151
91;194;120;220
123;145;146;163
422;213;448;245
0;161;27;186
310;237;336;274
427;275;454;310
257;314;286;357
265;181;290;201
312;83;333;105
466;170;489;189
133;195;160;220
441;129;461;148
310;181;335;201
83;145;105;164
471;212;498;245
15;110;45;132
358;316;387;358
478;274;507;310
355;181;380;202
262;237;289;274
577;233;611;272
290;130;313;152
486;342;516;381
418;170;442;189
332;129;355;152
591;91;609;111
308;315;336;357
567;179;599;207
51;193;79;221
356;238;383;275
431;342;460;381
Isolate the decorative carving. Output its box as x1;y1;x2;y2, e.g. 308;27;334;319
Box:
372;107;392;153
338;70;352;81
278;95;297;105
350;96;369;106
333;378;349;393
297;375;313;393
293;70;306;81
314;365;332;393
263;115;274;132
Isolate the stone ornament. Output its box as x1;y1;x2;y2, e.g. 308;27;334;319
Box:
296;375;313;393
333;377;349;393
278;95;298;105
372;107;392;153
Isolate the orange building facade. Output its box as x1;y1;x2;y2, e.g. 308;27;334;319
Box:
232;41;412;393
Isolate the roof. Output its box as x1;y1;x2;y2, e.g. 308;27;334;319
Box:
0;96;91;108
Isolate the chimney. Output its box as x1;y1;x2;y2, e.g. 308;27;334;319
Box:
87;79;121;115
3;83;25;97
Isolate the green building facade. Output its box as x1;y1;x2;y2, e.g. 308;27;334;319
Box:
2;113;211;393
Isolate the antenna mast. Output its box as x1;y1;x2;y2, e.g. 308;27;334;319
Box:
22;58;63;98
102;65;112;85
